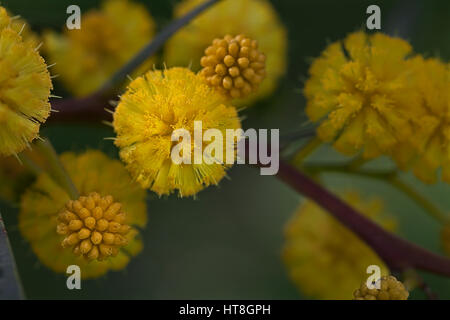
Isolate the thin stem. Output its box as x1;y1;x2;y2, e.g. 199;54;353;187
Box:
100;0;221;93
291;137;322;166
34;139;79;200
16;152;42;177
50;0;221;122
347;156;370;171
389;176;448;224
280;126;317;150
304;163;395;180
303;163;448;224
276;160;450;276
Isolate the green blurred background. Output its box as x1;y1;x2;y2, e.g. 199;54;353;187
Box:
1;0;450;299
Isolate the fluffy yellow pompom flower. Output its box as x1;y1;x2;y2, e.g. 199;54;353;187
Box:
304;32;422;159
164;0;287;106
113;67;241;197
0;7;52;156
19;150;147;279
283;191;396;300
353;275;409;300
43;0;156;97
2;8;40;49
391;58;450;183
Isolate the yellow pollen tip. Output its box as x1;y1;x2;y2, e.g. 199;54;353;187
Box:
200;34;266;99
57;192;130;261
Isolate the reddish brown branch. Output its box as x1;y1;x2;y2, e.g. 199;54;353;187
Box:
50;92;110;122
276;160;450;276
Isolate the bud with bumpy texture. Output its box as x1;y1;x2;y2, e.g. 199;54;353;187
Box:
57;192;131;261
353;275;409;300
200;34;266;99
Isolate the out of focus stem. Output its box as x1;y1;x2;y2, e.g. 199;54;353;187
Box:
276;160;450;276
99;0;221;93
291;137;322;166
50;0;222;122
33;139;80;200
389;176;448;224
17;153;42;177
302;162;448;224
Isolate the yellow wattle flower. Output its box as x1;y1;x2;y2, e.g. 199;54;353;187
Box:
283;191;396;300
0;7;52;156
19;150;147;279
57;193;132;262
353;275;409;300
164;0;287;106
1;8;40;49
113;67;241;197
391;57;450;183
304;31;422;159
12;19;40;50
200;34;267;99
43;0;156;97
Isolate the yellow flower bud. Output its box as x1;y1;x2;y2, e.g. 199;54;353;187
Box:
56;192;132;262
164;0;287;106
19;151;147;279
354;275;409;300
200;34;266;99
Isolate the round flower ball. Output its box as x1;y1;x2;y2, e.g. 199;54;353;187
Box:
164;0;287;106
0;7;52;156
200;34;267;100
353;275;409;300
19;150;147;279
113;67;241;197
304;31;422;159
391;57;450;184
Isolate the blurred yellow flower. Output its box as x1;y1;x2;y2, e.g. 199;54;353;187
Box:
43;0;156;97
19;150;147;279
304;32;421;159
353;275;409;300
392;57;450;183
283;191;396;300
0;7;52;156
113;67;241;197
164;0;287;106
